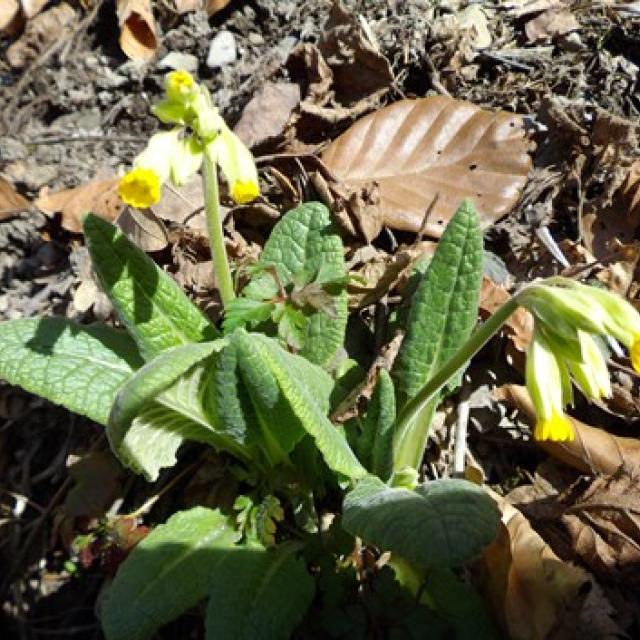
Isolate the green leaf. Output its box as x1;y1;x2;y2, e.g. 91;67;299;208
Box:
243;202;348;366
102;507;240;640
223;298;275;333
423;567;500;640
107;341;251;480
343;475;500;567
0;318;142;425
358;369;396;481
392;200;483;470
205;544;314;640
243;331;366;480
84;214;218;360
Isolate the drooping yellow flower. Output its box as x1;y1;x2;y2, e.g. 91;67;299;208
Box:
525;326;575;442
207;128;260;204
165;70;195;102
118;167;161;208
567;331;611;402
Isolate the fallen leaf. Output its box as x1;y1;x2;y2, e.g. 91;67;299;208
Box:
117;207;168;252
495;384;640;475
322;97;532;237
206;0;231;15
0;0;21;34
0;177;29;219
457;4;492;49
150;174;207;229
116;0;158;61
479;278;533;353
6;2;76;68
234;81;301;149
21;0;49;19
477;493;620;640
525;7;580;43
34;175;124;233
563;468;640;585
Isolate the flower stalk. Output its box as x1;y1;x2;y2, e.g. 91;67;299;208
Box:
203;152;235;306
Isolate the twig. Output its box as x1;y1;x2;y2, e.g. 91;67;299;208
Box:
27;134;147;145
479;51;534;72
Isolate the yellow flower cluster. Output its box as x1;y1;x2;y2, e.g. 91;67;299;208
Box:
521;279;640;441
118;71;260;209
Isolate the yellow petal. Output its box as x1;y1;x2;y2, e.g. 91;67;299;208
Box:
231;179;259;204
118;167;161;208
534;412;574;442
165;70;195;102
631;337;640;374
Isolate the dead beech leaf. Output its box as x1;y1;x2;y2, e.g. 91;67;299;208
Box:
117;207;168;252
34;175;124;233
477;493;617;640
6;2;75;68
322;97;532;238
0;177;29;219
496;384;640;475
206;0;231;15
116;0;157;61
563;468;640;585
525;8;580;42
480;278;533;352
21;0;49;19
234;81;301;149
0;0;21;34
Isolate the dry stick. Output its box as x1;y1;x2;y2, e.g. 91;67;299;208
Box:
27;135;148;145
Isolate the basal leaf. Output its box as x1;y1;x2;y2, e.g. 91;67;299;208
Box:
358;369;396;481
322;97;531;238
102;507;240;640
84;214;218;360
113;357;252;482
343;475;500;568
205;544;314;640
242;202;348;366
392;200;483;471
0;318;142;425
246;331;366;480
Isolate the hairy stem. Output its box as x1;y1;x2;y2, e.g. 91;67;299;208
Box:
392;295;522;474
203;152;235;306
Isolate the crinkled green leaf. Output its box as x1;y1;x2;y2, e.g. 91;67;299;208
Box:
0;318;142;425
392;200;483;470
243;202;347;366
102;507;240;640
205;543;314;640
245;331;366;479
84;214;218;360
358;369;396;481
107;341;246;481
343;475;500;567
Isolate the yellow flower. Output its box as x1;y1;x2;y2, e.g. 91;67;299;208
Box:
207;128;260;204
231;180;260;204
118;167;161;208
165;70;195;102
567;331;611;401
526;326;574;442
632;339;640;373
534;412;575;442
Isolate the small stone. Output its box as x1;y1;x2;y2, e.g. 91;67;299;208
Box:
248;32;264;46
0;137;27;162
206;30;237;68
159;52;199;73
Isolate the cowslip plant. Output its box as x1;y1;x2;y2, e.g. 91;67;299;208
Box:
3;78;640;638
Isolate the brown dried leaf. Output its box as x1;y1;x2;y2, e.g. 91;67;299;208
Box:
0;177;29;219
322;97;532;237
6;2;76;68
21;0;49;19
34;175;124;233
477;493;617;640
234;81;301;149
496;384;640;475
206;0;231;16
0;0;21;34
117;207;168;252
116;0;158;61
479;278;533;352
151;174;207;229
525;8;580;43
563;468;640;585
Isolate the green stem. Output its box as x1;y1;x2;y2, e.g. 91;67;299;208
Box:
392;295;522;474
203;152;235;307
